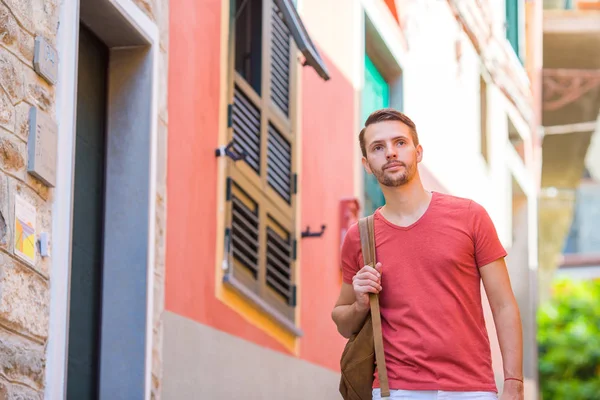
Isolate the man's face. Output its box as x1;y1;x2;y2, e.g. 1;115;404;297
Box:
362;120;422;187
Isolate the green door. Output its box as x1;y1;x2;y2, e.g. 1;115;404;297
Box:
505;0;521;62
67;24;108;400
361;55;389;216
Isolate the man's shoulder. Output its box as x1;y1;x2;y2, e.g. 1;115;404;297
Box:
434;191;474;211
341;221;361;249
433;192;493;226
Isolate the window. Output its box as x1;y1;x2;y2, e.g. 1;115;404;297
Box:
222;0;328;328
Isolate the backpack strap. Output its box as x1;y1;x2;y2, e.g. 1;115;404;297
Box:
358;215;390;397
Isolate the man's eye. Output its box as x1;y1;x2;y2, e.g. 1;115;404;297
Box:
397;141;405;146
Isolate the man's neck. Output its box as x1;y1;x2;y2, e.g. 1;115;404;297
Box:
379;176;432;226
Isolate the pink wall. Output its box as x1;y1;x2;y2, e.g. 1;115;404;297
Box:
166;0;356;370
166;0;289;354
298;56;357;370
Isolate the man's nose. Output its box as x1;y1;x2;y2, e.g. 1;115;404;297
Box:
385;144;397;159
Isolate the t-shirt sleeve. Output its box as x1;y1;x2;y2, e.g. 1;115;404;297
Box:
341;223;362;284
469;200;507;268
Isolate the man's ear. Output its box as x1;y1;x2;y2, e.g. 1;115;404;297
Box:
362;157;373;174
416;144;423;163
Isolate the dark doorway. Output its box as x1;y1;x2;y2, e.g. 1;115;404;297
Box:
67;24;109;400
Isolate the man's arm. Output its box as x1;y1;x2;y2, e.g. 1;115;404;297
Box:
480;257;524;397
332;263;382;338
331;283;370;338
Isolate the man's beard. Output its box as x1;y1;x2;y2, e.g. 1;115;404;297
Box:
370;160;416;187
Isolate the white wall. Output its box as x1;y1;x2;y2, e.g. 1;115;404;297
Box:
396;1;520;245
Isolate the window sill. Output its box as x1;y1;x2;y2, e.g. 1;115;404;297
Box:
223;273;304;337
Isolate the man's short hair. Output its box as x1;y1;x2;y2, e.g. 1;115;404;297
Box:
359;108;419;157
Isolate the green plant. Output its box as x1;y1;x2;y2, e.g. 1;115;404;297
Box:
537;277;600;400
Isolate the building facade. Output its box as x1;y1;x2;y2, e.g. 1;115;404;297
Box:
0;0;547;399
163;0;541;399
538;0;600;291
0;0;168;398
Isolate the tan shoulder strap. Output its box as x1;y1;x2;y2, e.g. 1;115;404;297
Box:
358;215;390;398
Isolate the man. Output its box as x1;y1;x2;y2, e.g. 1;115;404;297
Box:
332;109;524;400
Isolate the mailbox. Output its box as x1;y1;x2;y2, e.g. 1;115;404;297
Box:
339;198;360;258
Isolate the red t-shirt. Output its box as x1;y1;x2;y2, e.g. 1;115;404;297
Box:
341;192;506;392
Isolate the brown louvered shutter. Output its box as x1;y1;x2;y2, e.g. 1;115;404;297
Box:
267;123;292;203
225;0;297;323
231;185;260;280
232;87;262;173
266;215;294;305
270;2;291;116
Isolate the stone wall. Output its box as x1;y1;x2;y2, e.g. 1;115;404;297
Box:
0;0;168;398
0;0;57;397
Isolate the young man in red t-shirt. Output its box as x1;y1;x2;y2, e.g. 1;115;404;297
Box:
332;109;524;400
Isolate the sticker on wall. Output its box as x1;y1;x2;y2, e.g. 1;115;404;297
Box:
14;194;37;266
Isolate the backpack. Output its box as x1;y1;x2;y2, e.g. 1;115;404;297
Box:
339;215;390;399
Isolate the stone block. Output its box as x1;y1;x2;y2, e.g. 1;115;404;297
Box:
0;2;35;64
0;252;49;341
25;69;53;112
0;87;15;133
24;174;50;202
33;0;58;45
0;327;45;390
0;379;43;400
0;129;26;179
2;0;34;33
14;103;30;142
0;51;25;105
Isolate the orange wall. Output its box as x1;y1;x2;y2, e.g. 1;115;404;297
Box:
166;0;354;370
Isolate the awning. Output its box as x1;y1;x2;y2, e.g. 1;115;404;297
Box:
274;0;330;81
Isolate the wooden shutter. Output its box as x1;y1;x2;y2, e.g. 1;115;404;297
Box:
231;185;260;278
270;2;291;116
232;87;262;173
267;123;292;203
229;179;261;293
266;215;294;305
225;0;297;322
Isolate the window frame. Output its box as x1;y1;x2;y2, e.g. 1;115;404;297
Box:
222;0;301;334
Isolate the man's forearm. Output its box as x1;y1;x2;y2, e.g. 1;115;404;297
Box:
332;302;370;339
493;302;523;380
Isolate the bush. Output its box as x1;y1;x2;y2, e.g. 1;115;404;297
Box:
537;277;600;400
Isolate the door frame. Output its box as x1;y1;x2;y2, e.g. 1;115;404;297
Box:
47;0;159;398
